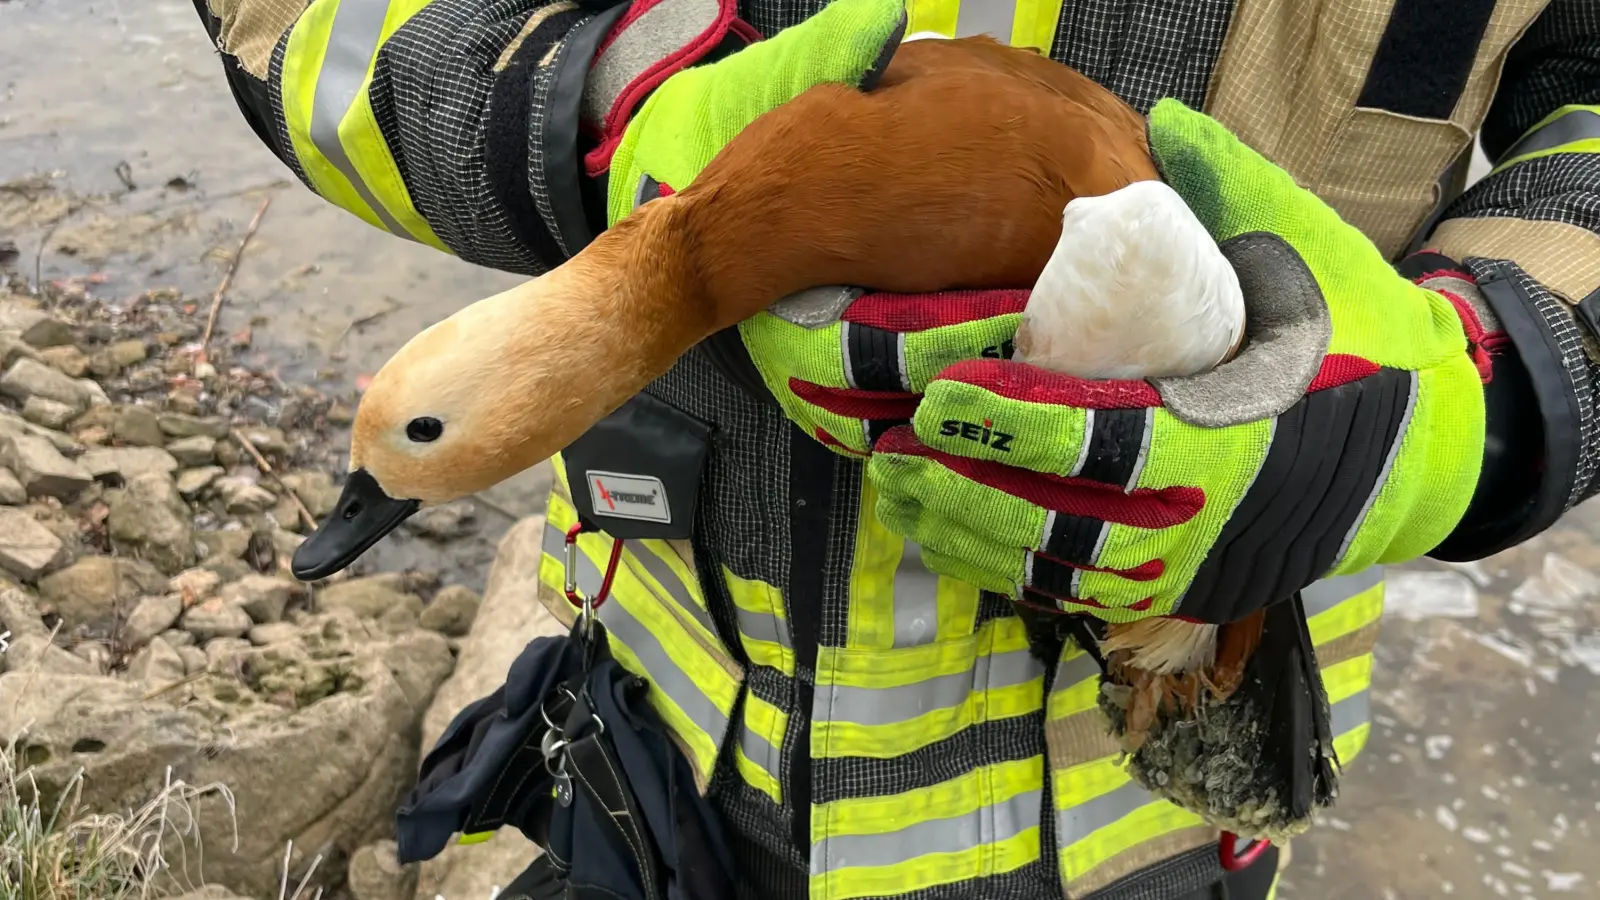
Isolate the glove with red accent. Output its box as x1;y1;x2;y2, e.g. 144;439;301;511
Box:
736;287;1031;455
865;98;1492;623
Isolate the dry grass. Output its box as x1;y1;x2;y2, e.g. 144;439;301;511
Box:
0;737;250;900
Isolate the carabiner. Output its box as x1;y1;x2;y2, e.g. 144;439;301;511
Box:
1218;831;1270;872
562;521;625;639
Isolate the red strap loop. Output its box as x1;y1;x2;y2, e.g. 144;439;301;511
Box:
1218;831;1270;872
563;521;625;610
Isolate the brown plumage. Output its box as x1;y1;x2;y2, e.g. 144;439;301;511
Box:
335;35;1331;839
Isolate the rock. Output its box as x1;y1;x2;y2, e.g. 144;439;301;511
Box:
403;501;479;540
348;839;417;900
0;357;89;410
125;636;186;684
202;557;255;584
123;594;188;648
0;300;46;334
215;477;277;515
78;378;110;407
0;588;92;676
270;496;304;532
197;528;252;561
107;472;195;574
0;507;64;579
204;636;252;670
177;465;223;498
224;574;295;624
280;471;340;519
271;529;305;557
182;598;253;642
420;585;480;637
159;628;196;648
0;332;42;370
177;645;208;674
248;622;298;645
415;516;566;900
378;602;419;634
167;435;217;467
2;433;92;499
169;568;223;603
39;557;169;627
75;425;109;446
71;641;112;673
111;404;165;447
236;425;287;456
0;468;24;505
327;402;355;425
38;344;89;377
109;339;148;367
0;608;455;897
22;396;77;429
159;413;231;440
21;318;75;349
214;439;241;468
316;576;423;621
167;885;255;900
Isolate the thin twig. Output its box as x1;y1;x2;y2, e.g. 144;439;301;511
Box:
231;427;317;531
33;217;61;293
202;196;271;347
333;296;401;349
140;670;206;702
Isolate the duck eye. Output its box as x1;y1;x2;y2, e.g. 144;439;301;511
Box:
406;417;444;443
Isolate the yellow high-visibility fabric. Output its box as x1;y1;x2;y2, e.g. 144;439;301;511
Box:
809;758;1044;900
1049;569;1386;892
279;0;450;250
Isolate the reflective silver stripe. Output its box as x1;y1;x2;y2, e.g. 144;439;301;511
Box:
740;720;782;781
954;0;1015;41
737;603;791;650
542;525;731;738
311;0;412;238
1302;565;1385;619
840;323;859;389
1123;408;1155;492
1049;649;1100;696
1067;412;1094;477
1334;371;1418;568
1330;688;1370;738
1502;109;1600;163
893;542;941;647
628;542;718;639
810;788;1043;874
1056;779;1151;844
816;647;1043;727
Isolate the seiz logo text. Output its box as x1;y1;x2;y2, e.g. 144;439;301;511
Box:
939;418;1013;452
980;339;1015;359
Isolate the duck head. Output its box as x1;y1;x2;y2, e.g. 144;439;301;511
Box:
291;36;1160;581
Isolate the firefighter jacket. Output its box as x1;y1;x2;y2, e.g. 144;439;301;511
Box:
191;0;1599;897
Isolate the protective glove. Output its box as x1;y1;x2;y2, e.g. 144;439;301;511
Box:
867;98;1489;624
606;0;1038;455
736;287;1032;455
605;0;907;227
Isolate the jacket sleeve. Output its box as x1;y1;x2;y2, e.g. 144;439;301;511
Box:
1411;0;1600;559
191;0;757;276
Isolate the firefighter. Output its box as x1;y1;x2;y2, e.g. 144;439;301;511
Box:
190;0;1599;896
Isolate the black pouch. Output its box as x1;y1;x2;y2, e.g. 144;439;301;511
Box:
562;391;712;541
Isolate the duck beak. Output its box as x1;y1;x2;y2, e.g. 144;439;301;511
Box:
290;468;420;581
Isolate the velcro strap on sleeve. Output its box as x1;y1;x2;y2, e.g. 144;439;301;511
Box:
580;0;759;177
